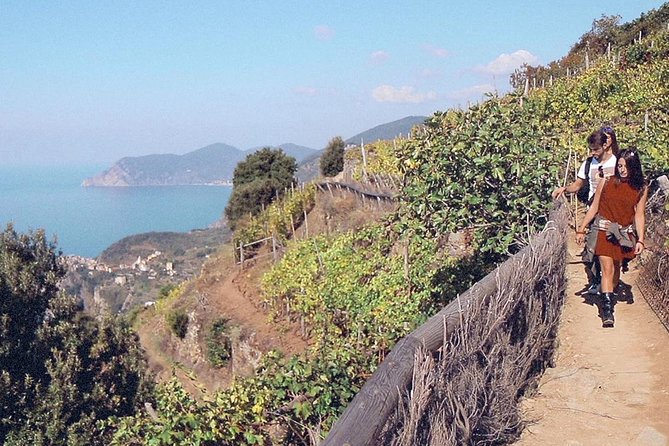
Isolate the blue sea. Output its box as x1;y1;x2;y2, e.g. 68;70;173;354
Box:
0;165;231;258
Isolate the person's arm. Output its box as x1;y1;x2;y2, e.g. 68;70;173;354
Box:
634;186;649;255
552;177;585;199
576;178;606;244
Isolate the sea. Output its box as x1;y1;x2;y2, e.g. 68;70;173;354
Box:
0;165;232;258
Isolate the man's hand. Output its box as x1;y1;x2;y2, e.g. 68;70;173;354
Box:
552;186;566;200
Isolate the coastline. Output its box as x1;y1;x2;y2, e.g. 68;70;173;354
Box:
1;165;232;258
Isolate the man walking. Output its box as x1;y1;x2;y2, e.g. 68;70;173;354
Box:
552;127;619;294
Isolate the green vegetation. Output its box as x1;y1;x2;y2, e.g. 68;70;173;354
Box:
167;310;189;339
224;148;298;229
319;136;346;177
511;4;669;89
398;95;562;257
0;225;152;446
206;318;232;367
232;184;316;255
262;223;478;351
21;8;669;445
345;138;404;180
158;283;178;299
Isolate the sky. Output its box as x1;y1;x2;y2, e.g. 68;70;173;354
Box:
1;1;666;166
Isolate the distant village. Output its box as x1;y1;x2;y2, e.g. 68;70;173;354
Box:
62;250;197;314
64;250;176;281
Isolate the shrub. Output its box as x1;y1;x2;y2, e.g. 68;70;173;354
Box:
206;318;232;367
167;310;189;339
158;283;177;299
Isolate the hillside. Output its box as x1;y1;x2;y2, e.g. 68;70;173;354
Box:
344;115;426;145
82;142;317;187
104;6;669;444
10;5;668;445
61;227;232;314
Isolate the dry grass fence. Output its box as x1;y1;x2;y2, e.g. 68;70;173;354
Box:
637;176;669;331
323;200;569;446
315;181;397;204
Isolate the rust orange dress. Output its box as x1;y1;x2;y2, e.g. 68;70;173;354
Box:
594;178;641;261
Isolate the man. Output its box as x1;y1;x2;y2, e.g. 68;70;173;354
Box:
552;127;619;294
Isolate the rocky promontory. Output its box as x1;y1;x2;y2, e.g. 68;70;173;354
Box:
82;143;316;187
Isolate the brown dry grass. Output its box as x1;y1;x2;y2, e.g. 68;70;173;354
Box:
380;205;569;445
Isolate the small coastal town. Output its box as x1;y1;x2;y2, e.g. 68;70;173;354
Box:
62;249;200;314
64;250;175;279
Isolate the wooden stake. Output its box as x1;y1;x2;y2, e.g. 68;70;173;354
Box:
361;139;368;180
272;236;277;261
523;78;529;97
303;209;309;238
562;147;572;188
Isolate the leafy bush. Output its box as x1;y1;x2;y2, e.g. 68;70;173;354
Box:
0;225;152;445
167;310;189;339
398;96;562;256
206;318;232;367
158;283;177;299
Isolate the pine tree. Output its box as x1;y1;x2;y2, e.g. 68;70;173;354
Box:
224;147;297;228
320;136;346;177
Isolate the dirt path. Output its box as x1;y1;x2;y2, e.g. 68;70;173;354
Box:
515;238;669;445
207;266;308;357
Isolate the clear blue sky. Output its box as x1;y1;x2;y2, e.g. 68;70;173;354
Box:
1;1;665;166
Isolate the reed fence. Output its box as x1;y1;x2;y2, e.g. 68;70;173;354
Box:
324;200;570;445
637;175;669;331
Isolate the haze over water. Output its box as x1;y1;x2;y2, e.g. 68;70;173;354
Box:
0;165;231;258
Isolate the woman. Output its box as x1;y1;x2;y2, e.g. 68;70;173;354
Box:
576;148;647;327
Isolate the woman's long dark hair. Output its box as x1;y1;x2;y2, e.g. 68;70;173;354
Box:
615;148;645;190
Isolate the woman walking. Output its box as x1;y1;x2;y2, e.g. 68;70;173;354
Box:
575;149;648;327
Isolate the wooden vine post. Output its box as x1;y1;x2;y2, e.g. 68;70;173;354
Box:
361;139;368;180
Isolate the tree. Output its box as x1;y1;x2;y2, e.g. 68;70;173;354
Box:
320;136;346;177
570;14;621;55
0;225;153;445
224;147;297;228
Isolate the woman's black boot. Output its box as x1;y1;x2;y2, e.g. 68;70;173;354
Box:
601;292;615;328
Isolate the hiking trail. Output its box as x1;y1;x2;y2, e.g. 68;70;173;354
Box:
515;236;669;445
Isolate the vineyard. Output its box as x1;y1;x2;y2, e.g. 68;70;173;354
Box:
103;8;669;446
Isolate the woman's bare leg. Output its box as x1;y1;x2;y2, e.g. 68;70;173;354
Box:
599;256;615;293
613;260;621;290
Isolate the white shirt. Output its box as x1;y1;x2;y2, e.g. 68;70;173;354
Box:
577;155;617;200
